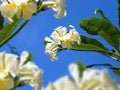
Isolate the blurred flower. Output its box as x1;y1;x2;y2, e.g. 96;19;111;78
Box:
79;69;119;90
45;63;120;90
45;76;79;90
0;75;14;90
0;51;43;90
16;51;43;90
0;0;37;23
42;0;66;18
0;0;17;22
16;0;37;19
0;52;18;77
45;25;80;60
69;63;120;90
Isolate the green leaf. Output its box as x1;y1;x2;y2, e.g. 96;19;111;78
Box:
79;17;119;50
113;69;120;76
71;35;120;61
75;61;86;78
72;35;108;52
0;16;21;46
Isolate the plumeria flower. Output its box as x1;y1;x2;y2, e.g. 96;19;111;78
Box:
0;51;18;77
45;25;80;60
16;0;37;19
45;76;79;90
45;37;60;61
79;69;119;90
0;0;37;23
0;75;14;90
0;51;43;90
51;25;80;49
0;0;17;22
16;51;43;90
45;63;120;90
42;0;66;18
69;63;120;90
61;25;80;49
51;26;68;45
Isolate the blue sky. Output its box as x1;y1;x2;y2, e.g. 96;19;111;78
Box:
0;0;120;89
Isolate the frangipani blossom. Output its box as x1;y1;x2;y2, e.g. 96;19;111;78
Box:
42;0;66;18
0;0;37;23
45;25;80;60
0;51;43;90
0;52;18;77
45;76;79;90
16;0;37;19
45;37;59;61
17;51;43;90
69;63;120;90
51;26;67;44
61;25;80;49
0;75;14;90
79;69;119;90
45;63;120;90
0;0;17;22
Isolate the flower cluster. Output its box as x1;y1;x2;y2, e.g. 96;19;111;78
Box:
0;51;43;90
44;63;120;90
45;25;80;61
0;0;66;23
0;0;37;22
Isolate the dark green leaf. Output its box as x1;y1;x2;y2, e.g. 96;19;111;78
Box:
71;35;120;61
75;61;86;78
72;35;108;52
79;17;119;50
80;35;108;50
113;69;120;76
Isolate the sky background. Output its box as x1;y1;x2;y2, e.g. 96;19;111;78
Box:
0;0;120;89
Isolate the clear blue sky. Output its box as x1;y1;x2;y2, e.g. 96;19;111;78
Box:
0;0;120;89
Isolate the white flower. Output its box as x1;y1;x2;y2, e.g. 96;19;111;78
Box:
45;26;80;60
15;0;37;19
50;26;80;49
0;51;18;77
61;25;80;49
17;51;43;90
42;0;66;18
0;0;37;23
50;0;66;18
0;0;17;22
51;26;68;45
45;37;59;61
69;63;80;86
45;63;120;90
45;76;79;90
80;69;120;90
0;75;14;90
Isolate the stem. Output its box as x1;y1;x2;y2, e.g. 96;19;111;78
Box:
70;49;120;62
86;63;120;70
0;20;29;47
